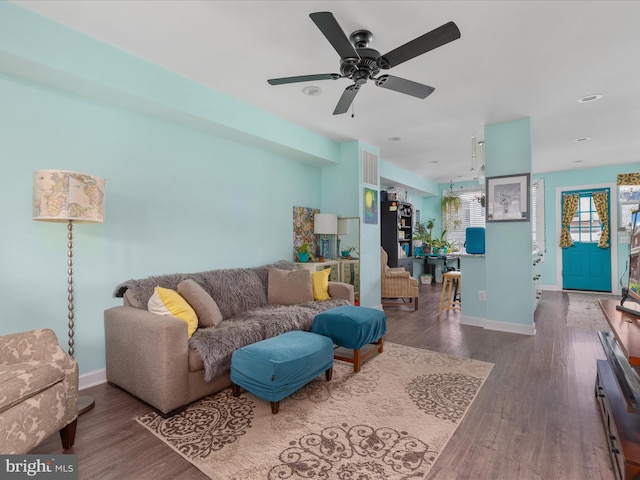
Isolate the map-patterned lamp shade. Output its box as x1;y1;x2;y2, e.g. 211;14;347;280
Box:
33;170;105;223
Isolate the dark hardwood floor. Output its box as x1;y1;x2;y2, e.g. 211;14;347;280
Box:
33;286;615;479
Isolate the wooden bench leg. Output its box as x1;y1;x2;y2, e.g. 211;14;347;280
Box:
325;366;333;381
353;349;361;373
271;401;280;414
231;383;240;397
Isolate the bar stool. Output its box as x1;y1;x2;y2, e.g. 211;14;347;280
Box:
438;271;461;314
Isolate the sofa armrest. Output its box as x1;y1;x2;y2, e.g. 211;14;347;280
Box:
104;306;190;414
0;329;67;364
385;268;410;278
328;281;354;305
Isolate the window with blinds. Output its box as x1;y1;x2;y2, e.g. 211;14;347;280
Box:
445;188;485;248
532;179;545;252
444;179;545;253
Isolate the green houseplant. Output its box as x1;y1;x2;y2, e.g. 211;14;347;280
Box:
430;230;451;254
297;243;311;263
441;194;462;232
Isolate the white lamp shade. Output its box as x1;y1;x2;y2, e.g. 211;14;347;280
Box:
337;218;350;235
314;213;337;235
33;170;105;223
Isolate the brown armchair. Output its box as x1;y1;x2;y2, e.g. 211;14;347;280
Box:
0;329;78;454
380;247;419;310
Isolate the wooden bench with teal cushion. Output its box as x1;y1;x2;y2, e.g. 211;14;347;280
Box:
230;330;333;414
311;305;386;372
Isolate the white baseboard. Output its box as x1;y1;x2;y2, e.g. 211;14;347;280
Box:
461;315;536;335
484;319;536;336
79;368;107;391
460;315;485;328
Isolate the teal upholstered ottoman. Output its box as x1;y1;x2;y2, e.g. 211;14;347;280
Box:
230;330;333;414
311;305;387;372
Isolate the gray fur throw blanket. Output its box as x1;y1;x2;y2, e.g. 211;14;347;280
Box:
189;298;349;381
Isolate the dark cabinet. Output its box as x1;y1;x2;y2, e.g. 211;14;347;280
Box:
381;200;413;274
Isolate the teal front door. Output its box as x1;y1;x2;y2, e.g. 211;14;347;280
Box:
562;189;611;292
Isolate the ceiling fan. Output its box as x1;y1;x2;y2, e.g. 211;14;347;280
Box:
267;12;461;115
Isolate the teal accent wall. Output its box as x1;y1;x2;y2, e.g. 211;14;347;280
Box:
484;118;534;330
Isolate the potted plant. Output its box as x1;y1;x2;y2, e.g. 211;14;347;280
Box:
413;217;435;254
430;230;451;254
340;245;357;259
441;192;462;232
297;243;311;263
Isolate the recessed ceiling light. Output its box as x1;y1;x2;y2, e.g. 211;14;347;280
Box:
578;93;602;103
302;86;322;96
388;136;401;142
428;160;439;164
575;137;591;143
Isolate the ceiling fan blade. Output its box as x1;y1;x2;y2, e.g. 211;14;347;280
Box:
268;73;341;85
378;21;461;69
310;12;359;60
375;75;435;99
333;85;360;115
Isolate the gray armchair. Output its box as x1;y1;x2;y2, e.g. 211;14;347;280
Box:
0;329;78;454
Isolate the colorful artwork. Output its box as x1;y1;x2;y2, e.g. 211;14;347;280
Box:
293;206;319;261
364;187;378;224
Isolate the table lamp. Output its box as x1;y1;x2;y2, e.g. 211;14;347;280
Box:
314;213;337;261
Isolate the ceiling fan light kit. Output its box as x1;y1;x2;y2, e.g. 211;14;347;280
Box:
267;11;461;115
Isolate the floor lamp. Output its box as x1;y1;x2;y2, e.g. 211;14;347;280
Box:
314;213;337;261
33;170;105;415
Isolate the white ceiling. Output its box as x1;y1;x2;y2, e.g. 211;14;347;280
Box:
13;0;640;186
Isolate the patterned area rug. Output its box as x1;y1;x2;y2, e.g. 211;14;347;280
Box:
136;343;493;480
565;292;619;330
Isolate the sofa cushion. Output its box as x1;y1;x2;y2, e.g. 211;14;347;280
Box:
177;279;223;328
148;287;198;338
113;261;298;319
267;268;313;305
311;268;331;301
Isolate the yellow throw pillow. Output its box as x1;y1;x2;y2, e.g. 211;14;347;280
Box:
148;286;198;338
311;268;331;301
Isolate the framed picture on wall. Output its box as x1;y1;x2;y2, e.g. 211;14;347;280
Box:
486;173;530;222
364;187;378;224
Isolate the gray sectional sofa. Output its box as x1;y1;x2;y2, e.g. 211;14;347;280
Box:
104;261;353;416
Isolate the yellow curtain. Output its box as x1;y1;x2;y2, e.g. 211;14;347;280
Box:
617;173;640;185
559;193;579;248
592;191;610;248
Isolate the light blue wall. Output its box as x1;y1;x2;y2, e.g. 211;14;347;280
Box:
0;4;348;377
484;118;534;331
380;160;439;197
321;141;382;307
1;73;323;374
534;163;639;291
